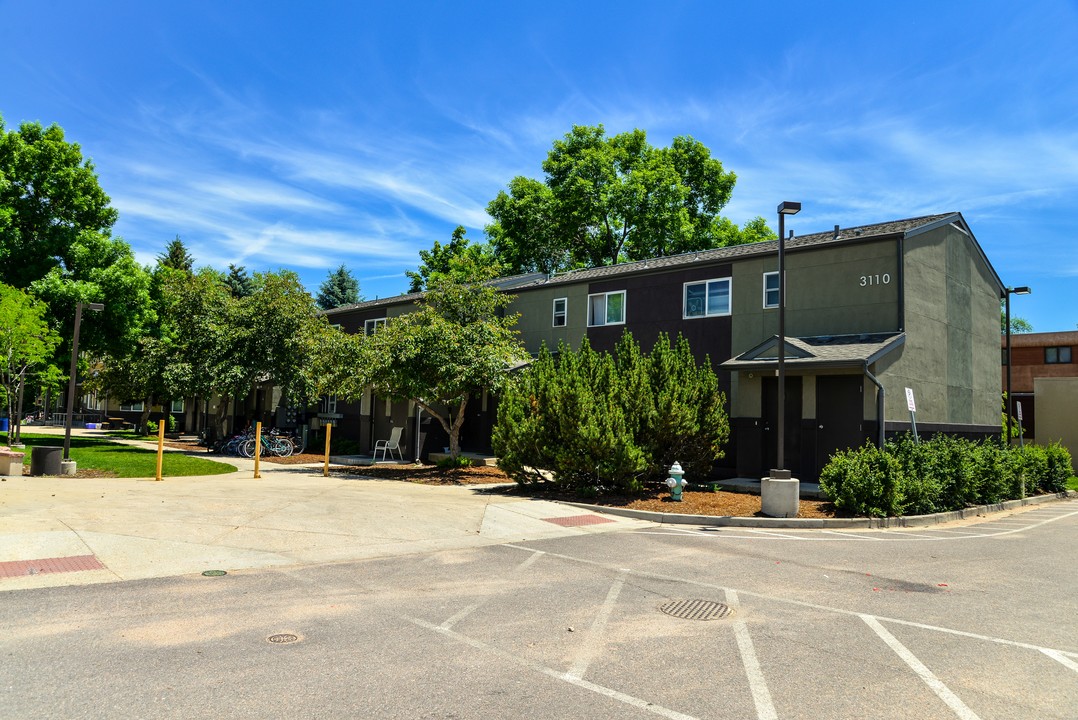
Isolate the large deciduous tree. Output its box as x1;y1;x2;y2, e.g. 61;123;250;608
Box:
0;118;118;289
406;226;503;293
0;117;152;360
0;284;60;446
486;125;771;275
334;277;526;458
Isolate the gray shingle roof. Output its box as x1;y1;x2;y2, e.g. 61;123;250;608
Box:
721;332;907;371
324;212;961;314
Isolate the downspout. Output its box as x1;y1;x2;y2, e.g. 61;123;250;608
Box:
414;402;422;463
864;363;886;449
896;235;906;332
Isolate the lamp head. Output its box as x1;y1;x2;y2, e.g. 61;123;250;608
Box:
1010;286;1031;296
87;303;105;312
777;201;801;215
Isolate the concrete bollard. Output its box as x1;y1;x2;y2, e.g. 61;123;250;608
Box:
761;469;799;518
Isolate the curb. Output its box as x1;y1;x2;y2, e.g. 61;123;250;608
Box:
557;490;1076;529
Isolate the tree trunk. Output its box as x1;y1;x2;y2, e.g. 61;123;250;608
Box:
139;395;153;434
414;394;469;460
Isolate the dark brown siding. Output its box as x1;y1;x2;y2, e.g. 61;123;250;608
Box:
587;263;734;368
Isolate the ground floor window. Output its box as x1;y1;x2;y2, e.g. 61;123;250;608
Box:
588;291;625;326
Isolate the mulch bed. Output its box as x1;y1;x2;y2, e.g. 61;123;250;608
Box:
332;462;842;517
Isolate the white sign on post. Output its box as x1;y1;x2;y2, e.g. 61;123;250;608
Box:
905;387;916;413
1016;401;1023;421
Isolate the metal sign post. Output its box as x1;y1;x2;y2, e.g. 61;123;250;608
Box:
905;387;919;444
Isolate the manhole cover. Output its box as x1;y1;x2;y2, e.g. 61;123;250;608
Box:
659;599;731;621
201;570;227;577
267;633;300;644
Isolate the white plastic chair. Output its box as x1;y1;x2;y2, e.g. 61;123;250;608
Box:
373;426;404;462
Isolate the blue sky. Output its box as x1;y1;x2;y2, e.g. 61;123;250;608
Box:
2;1;1075;330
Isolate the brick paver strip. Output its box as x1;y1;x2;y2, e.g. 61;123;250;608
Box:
0;555;105;578
543;515;616;527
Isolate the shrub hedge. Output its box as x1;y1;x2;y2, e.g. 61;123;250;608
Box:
819;434;1073;517
492;332;729;494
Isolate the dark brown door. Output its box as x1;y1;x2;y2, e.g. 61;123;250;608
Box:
761;376;802;476
816;375;867;470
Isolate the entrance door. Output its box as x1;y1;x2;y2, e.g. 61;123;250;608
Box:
816;375;867;470
761;376;802;476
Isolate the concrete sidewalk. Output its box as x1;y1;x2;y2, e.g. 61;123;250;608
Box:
0;443;654;592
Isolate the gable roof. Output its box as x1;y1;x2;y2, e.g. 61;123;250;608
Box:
721;332;906;371
325;211;1003;314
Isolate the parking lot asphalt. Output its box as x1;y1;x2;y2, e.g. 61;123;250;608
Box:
1;497;1075;719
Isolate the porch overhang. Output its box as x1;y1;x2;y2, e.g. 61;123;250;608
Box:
720;332;906;373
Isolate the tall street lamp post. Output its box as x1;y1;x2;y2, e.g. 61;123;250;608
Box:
1003;286;1031;445
63;301;104;462
774;201;801;474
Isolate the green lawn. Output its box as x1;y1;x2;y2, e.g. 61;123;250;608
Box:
2;433;235;478
1067;476;1078;492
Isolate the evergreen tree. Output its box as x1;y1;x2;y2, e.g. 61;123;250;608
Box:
493;331;729;493
316;265;361;309
157;235;194;273
224;264;254;298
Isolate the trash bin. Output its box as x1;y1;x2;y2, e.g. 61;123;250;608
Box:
0;418;8;432
30;446;63;476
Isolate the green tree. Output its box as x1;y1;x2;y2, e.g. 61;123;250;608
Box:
487;125;743;274
0;118;118;289
157;236;194;273
1001;311;1033;334
406;226;503;293
316;265;361;309
340;276;526;458
0;284;61;446
224;264;254;298
493;331;729;493
0;117;152;361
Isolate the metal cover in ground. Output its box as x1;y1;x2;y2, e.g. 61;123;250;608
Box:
660;599;731;620
267;633;300;644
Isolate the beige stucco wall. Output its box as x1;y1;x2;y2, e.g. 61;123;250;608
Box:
884;225;1000;425
1033;377;1078;472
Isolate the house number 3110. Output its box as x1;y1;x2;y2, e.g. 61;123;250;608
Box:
859;273;891;286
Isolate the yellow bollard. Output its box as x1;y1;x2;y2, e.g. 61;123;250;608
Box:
254;421;262;479
323;422;332;477
155;420;165;481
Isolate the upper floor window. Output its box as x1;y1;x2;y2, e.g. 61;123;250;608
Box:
365;318;387;335
120;402;144;412
588;291;625;327
684;278;731;318
1045;346;1072;364
763;272;780;309
170;399;184;413
552;298;567;327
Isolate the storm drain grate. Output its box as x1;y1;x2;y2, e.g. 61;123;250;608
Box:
659;599;731;621
267;633;300;644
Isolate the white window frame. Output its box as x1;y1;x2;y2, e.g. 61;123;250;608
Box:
170;399;184;413
364;317;387;335
119;402;145;412
552;298;567;327
587;291;626;327
763;272;780;309
321;395;338;415
683;278;732;319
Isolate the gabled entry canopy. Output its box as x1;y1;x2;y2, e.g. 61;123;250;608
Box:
721;332;906;372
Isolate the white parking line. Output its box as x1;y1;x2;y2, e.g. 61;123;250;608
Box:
566;569;627;680
440;549;546;630
861;615;982;719
1041;648;1078;674
726;589;778;720
405;614;701;720
821;530;885;541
